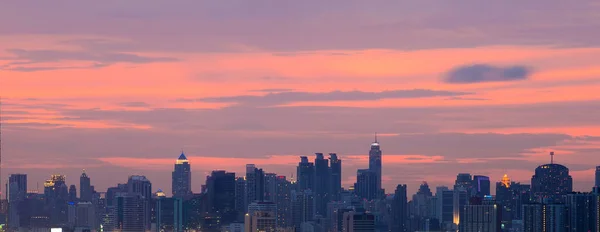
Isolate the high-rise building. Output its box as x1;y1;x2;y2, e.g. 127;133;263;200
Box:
75;201;96;230
595;166;600;194
68;185;77;203
472;175;491;197
565;193;598;232
172;152;192;199
206;170;237;225
412;182;433;218
127;175;152;230
245;211;277;232
156;197;183;232
368;135;382;195
459;197;501;232
343;210;375;232
246;164;266;208
315;153;330;217
531;152;573;204
264;173;278;202
496;174;531;231
44;174;69;227
292;189;314;230
390;184;408;232
453;188;468;228
330;153;342;201
275;176;293;229
234;177;246;218
297;157;315;192
248;201;277;215
455;173;473;195
115;193;147;232
7;174;27;229
80;170;92;202
355;169;377;201
522;203;566;232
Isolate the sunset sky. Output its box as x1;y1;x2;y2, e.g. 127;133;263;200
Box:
1;1;600;196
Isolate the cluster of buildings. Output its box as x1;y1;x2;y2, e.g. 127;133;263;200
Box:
1;141;599;232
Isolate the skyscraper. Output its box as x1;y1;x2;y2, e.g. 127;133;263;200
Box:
68;185;77;202
275;176;293;229
264;173;278;202
368;135;382;194
7;174;27;229
172;152;192;199
330;153;342;201
127;175;152;230
531;152;573;204
44;174;69;227
115;193;147;232
390;184;408;232
297;157;315;191
472;175;491;197
522;203;567;232
246;164;265;207
459;197;501;232
75;202;96;230
355;169;377;201
156;197;183;232
292;189;314;230
206;170;237;225
595;166;600;193
80;170;92;202
314;153;330;217
454;173;473;195
452;188;468;228
235;177;246;218
565;193;598;232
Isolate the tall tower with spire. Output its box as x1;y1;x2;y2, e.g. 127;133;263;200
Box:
172;151;192;198
369;133;383;194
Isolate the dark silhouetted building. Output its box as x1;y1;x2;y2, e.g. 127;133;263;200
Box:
565;193;598;232
7;174;27;229
172;152;192;199
368;135;382;195
127;175;152;230
44;174;69;227
355;169;377;201
80;170;92;202
472;175;491;197
156;196;183;232
522;203;566;232
264;173;278;202
496;174;531;230
459;197;501;232
292;189;314;230
297;157;315;192
343;210;375;232
246;164;265;210
315;153;330;217
275;176;293;229
206;170;237;225
234;177;246;220
531;152;573;204
69;185;77;203
391;184;408;232
330;153;342;201
455;173;473;196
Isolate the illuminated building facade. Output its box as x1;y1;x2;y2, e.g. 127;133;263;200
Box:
172;152;192;199
531;152;573;204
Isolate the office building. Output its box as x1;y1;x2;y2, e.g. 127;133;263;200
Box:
330;153;342;201
455;173;473;196
206;170;237;225
459;197;501;232
115;193;147;232
172;152;192;199
156;197;183;232
127;175;152;230
472;175;491;197
565;193;598;232
412;182;433;218
531;152;573;204
245;211;276;232
368;135;382;195
275;176;293;229
80;170;92;202
355;169;377;201
264;173;278;202
292;190;314;230
234;177;246;219
246;164;266;207
343;210;375;232
7;174;27;229
297;157;315;191
75;202;96;230
315;153;330;217
44;174;69;227
522;203;566;232
390;184;408;232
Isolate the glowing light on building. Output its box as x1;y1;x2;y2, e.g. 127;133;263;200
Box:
501;174;511;188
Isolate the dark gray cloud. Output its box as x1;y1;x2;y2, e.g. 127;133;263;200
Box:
118;101;151;108
250;88;295;93
197;89;471;106
444;64;532;84
1;48;177;72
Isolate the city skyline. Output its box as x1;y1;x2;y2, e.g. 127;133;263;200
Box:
2;0;600;200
